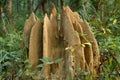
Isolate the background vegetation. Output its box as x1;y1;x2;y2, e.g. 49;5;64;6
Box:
0;0;120;80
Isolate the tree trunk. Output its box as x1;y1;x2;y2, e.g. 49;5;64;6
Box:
27;0;33;14
16;0;21;12
7;0;12;19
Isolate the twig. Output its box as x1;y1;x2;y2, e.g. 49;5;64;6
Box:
1;7;6;33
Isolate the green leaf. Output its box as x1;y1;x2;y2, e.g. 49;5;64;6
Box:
84;42;91;46
54;58;63;63
111;77;116;80
109;59;116;72
46;61;54;64
0;37;4;42
3;61;12;67
65;46;75;52
37;64;43;68
0;63;2;72
117;54;120;64
80;71;88;75
40;57;50;63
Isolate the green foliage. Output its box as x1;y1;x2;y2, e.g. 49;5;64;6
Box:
0;31;24;79
39;57;63;65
